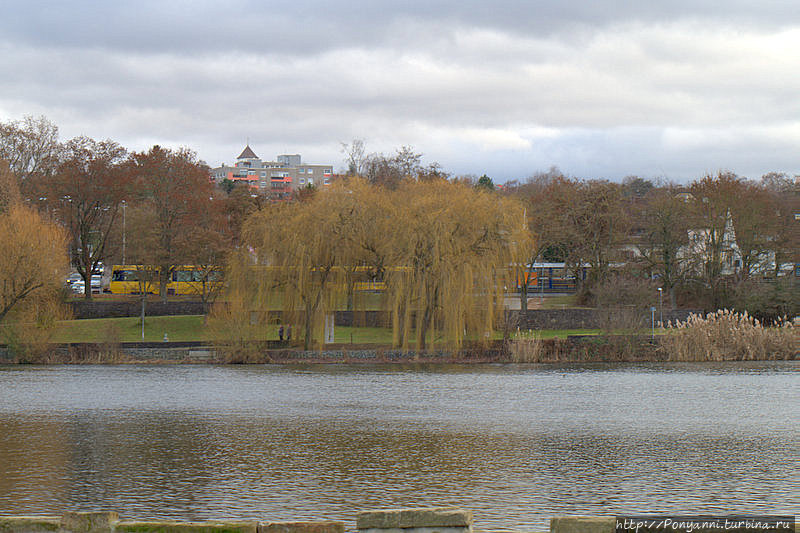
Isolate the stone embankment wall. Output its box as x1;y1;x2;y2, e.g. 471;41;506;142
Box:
70;301;209;319
2;511;789;533
69;302;701;331
0;508;473;533
507;309;701;330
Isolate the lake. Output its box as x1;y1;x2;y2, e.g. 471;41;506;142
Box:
0;363;797;531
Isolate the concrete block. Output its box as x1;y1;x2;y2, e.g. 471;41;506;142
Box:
258;521;344;533
356;509;473;530
0;516;60;533
550;517;615;533
60;513;119;533
115;521;258;533
358;527;471;533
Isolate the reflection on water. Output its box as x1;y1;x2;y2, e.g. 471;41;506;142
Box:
0;363;797;531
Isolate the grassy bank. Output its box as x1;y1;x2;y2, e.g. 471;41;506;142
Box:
48;315;415;344
4;309;792;364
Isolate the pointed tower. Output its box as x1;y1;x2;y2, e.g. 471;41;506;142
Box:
236;145;260;169
237;145;258;160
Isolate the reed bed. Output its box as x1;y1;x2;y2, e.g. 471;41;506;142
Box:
508;329;545;362
662;309;798;361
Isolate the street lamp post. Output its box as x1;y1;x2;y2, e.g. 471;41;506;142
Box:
657;287;663;329
651;306;656;341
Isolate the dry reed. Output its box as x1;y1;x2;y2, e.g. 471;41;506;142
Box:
508;329;544;362
662;309;798;361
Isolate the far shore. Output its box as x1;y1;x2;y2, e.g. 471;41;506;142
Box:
2;336;796;365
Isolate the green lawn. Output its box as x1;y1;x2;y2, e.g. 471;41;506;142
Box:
51;315;213;343
47;315;609;344
74;292;388;311
533;329;600;338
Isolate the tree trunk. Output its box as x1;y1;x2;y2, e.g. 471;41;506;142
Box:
83;272;93;301
160;276;168;303
304;301;313;351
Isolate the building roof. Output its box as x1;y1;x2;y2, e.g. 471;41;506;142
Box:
237;145;259;159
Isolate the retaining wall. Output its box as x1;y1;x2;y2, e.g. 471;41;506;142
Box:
0;508;471;533
507;309;701;330
70;301;209;319
69;303;701;332
0;512;344;533
3;512;791;533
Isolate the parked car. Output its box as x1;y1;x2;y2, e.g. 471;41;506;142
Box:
65;272;82;286
71;280;85;294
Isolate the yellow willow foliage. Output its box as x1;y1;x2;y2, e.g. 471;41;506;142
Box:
225;178;532;352
232;182;381;350
385;180;531;351
0;203;69;359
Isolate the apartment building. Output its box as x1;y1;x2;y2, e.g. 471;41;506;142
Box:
210;146;333;196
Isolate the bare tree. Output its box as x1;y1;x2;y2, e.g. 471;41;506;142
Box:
636;186;691;308
38;136;129;300
340;138;367;176
0;115;61;184
128;146;215;302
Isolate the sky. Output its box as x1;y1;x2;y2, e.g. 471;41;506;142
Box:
1;0;798;183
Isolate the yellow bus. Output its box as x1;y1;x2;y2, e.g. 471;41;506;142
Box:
109;265;223;296
167;266;224;296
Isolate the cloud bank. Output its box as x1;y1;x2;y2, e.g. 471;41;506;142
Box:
1;1;798;181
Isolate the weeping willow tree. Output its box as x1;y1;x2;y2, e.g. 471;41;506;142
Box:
331;178;392;311
385;180;531;351
227;182;386;350
223;178;530;353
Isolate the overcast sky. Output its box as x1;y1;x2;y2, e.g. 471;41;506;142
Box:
1;1;798;182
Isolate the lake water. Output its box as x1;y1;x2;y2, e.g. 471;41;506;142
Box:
0;363;797;531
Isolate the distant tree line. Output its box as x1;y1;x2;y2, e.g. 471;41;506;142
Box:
0;116;262;312
504;168;799;319
1;118;797;354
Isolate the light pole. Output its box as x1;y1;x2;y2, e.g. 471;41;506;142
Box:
657;287;663;329
651;306;656;341
121;200;126;265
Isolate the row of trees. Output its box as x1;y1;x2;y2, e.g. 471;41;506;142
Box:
506;169;799;316
339;139;797;317
0;116;261;306
2;117;797;343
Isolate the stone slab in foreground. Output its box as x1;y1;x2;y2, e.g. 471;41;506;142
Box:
115;520;258;533
0;516;61;533
356;508;472;533
0;514;345;533
550;517;615;533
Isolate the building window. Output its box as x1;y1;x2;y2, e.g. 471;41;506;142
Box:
299;178;305;185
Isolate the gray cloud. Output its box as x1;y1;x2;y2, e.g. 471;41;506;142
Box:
1;1;798;181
